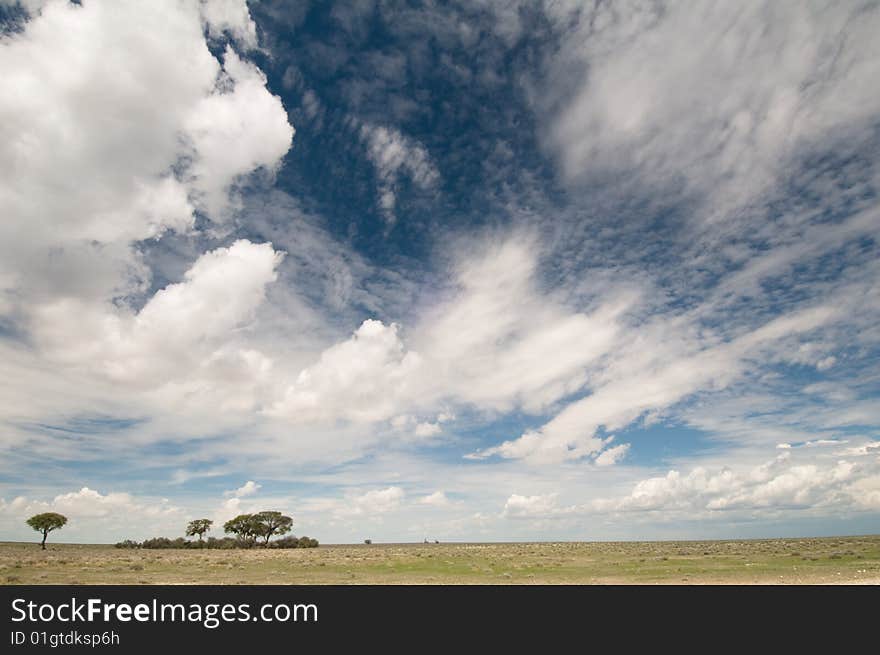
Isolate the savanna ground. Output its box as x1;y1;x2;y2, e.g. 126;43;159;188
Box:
2;536;879;585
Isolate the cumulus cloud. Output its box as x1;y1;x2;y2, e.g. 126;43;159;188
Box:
0;487;181;541
0;0;295;433
414;422;442;438
224;480;261;498
593;452;880;513
389;414;452;440
0;1;292;314
51;487;177;519
183;45;294;220
32;240;284;405
271;235;635;435
502;493;561;519
199;0;259;49
212;497;250;527
335;487;405;518
269;320;422;424
420;491;450;507
836;442;880;457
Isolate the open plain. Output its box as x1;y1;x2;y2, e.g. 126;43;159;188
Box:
2;535;879;585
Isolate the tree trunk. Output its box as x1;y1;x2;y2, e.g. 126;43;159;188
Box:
41;530;47;550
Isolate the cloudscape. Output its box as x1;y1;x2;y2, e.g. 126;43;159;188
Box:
1;0;878;544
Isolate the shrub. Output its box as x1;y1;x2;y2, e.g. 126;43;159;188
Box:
117;535;317;549
114;540;140;549
270;535;319;549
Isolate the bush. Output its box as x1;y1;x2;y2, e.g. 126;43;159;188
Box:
114;540;139;549
117;535;318;549
270;536;319;549
139;537;192;549
123;536;261;549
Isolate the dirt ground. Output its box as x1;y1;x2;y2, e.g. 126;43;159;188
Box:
2;535;879;584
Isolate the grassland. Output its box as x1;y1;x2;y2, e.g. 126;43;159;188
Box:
2;536;879;584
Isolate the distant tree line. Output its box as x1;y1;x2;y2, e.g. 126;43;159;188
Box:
23;510;318;550
114;513;318;549
115;535;318;549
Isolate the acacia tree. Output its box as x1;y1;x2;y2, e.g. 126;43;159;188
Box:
26;513;68;550
254;511;293;546
185;519;213;541
223;514;262;545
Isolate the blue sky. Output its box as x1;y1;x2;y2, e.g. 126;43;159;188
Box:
1;0;879;544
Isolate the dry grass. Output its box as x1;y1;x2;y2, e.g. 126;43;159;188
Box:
2;535;879;585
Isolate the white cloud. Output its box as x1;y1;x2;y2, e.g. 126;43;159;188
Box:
213;498;245;527
0;1;204;295
420;491;450;507
0;0;292;322
502;493;561;519
836;442;880;457
594;443;630;467
183;45;294;220
0;0;49;15
32;240;284;402
816;356;837;371
51;487;177;519
414;237;632;414
269;320;422;424
336;486;405;517
593;451;879;513
387;414;452;441
541;1;880;222
358;122;439;223
224;480;261;498
0;487;181;542
474;302;839;463
269;235;634;437
414;422;442;438
2;1;879;544
199;0;258;49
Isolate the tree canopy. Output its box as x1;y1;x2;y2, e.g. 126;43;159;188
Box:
254;511;293;545
185;518;213;540
26;512;68;550
223;514;264;544
223;511;293;545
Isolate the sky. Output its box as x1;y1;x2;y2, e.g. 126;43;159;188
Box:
0;0;879;545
